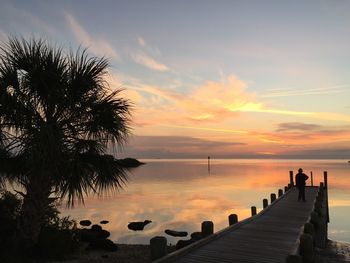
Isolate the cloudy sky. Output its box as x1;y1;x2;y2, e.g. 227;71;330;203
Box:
1;0;350;158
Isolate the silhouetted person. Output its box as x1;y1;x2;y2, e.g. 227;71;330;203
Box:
295;168;309;202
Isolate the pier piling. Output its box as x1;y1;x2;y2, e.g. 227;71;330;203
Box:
289;171;294;186
228;214;238;226
150;236;168;260
263;198;268;209
270;193;276;203
278;189;283;197
300;233;314;262
251;206;257;216
201;221;214;237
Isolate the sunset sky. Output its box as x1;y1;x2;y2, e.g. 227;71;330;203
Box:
1;0;350;158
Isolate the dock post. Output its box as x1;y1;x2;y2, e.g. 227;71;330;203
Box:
284;186;288;193
150;236;168;260
270;193;276;203
320;182;324;189
324;171;330;223
201;221;214;237
263;198;268;209
318;183;325;201
251;206;257;216
300;233;314;262
208;156;210;172
228;214;238;226
311;208;327;249
304;222;315;241
311;171;313;186
323;171;328;189
289;171;294;186
278;189;283;197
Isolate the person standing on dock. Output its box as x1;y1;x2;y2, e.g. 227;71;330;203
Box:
295;168;309;202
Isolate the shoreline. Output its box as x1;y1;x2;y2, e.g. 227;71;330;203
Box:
51;240;350;263
315;240;350;262
51;243;175;263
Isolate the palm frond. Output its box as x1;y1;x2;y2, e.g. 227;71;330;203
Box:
57;153;128;207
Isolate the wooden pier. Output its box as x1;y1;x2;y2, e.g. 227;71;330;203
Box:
151;172;329;263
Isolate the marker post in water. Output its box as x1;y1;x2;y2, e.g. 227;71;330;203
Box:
208;156;211;172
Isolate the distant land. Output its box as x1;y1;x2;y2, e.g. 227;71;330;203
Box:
117;158;145;168
119;136;350;160
119;150;350;160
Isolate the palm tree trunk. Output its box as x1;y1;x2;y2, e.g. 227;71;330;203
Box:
18;175;52;247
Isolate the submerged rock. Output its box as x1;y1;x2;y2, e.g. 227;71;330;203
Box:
79;220;92;227
91;224;102;231
175;232;204;250
190;232;203;240
165;229;188;237
80;226;110;242
78;222;115;252
176;239;195;250
87;239;118;252
128;220;152;231
100;220;109;224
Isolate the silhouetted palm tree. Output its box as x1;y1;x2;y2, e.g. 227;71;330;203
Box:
0;38;131;245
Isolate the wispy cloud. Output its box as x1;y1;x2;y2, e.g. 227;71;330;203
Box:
130;36;167;71
64;11;119;60
137;36;146;47
161;124;248;134
113;72;350;157
260;85;349;98
128;74;325;126
121;135;246;158
129;51;169;72
255;122;350;146
119;73;350;132
239;107;314;117
277;122;323;132
122;74;253;126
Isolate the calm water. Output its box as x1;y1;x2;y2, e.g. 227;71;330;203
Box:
62;159;350;244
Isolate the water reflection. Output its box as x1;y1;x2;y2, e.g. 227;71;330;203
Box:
61;159;350;244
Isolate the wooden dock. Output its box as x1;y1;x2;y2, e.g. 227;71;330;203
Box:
152;181;329;263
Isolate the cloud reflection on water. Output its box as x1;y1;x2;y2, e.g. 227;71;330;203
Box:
61;159;350;244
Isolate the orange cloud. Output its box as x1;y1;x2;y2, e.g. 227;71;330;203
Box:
107;72;350;157
255;123;350;146
120;74;259;128
119;73;350;132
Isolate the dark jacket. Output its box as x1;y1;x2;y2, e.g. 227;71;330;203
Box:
295;172;309;187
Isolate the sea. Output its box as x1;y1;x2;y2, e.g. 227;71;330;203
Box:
61;159;350;245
